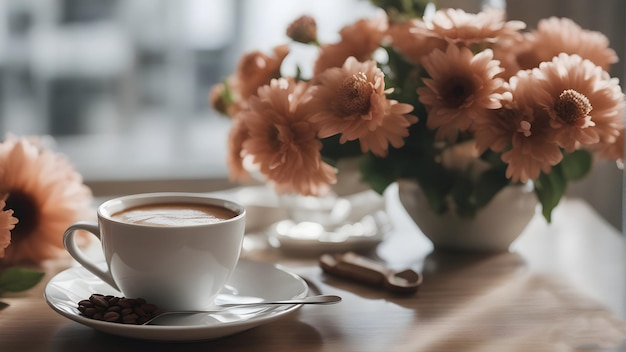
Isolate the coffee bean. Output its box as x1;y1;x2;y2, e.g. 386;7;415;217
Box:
78;300;93;308
77;294;162;325
103;312;120;322
108;296;119;305
90;295;109;308
118;298;133;308
107;305;121;312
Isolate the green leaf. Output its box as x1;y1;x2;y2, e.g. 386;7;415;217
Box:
0;267;45;293
533;150;592;222
534;169;567;222
560;149;592;181
359;154;397;194
359;152;397;194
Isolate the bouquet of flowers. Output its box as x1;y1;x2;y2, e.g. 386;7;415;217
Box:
210;1;624;222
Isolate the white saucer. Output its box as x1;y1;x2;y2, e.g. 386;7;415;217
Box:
44;259;309;341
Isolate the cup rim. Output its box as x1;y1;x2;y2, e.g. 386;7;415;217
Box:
98;192;246;227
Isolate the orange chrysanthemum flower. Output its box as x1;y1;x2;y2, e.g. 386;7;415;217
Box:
239;78;337;196
531;54;624;152
0;198;17;258
475;70;565;183
388;8;525;77
0;138;93;265
418;44;505;142
426;8;525;46
232;45;290;100
515;17;618;71
313;11;388;76
309;57;416;157
502;116;563;183
423;8;526;79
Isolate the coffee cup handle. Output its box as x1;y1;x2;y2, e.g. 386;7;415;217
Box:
63;222;120;291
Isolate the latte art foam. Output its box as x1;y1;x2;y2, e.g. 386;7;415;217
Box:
111;203;237;227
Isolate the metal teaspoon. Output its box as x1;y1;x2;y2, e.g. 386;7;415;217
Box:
142;294;342;325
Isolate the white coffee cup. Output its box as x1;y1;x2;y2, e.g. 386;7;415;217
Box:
63;192;246;311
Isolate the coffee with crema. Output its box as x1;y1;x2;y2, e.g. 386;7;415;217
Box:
111;203;237;227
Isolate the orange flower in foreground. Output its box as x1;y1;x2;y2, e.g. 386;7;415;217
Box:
240;78;336;196
515;17;618;71
313;11;388;76
418;44;505;142
310;57;416;157
0;199;17;258
0;138;93;265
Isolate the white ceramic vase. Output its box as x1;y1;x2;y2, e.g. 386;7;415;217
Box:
397;180;537;253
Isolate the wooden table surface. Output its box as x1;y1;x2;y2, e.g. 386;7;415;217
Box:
1;185;625;352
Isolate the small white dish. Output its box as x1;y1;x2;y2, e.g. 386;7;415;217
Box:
267;189;391;255
268;210;391;255
45;259;308;341
210;187;391;255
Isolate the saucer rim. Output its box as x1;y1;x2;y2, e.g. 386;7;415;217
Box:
44;259;308;341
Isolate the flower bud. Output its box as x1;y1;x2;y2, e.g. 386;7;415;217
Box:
287;15;318;44
209;82;231;116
